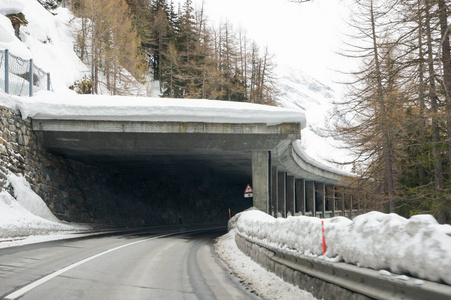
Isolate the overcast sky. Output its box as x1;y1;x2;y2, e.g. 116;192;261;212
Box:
176;0;351;87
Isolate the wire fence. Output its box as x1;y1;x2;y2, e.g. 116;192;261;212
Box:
0;49;52;97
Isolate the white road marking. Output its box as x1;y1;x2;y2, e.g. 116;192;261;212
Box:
4;233;173;300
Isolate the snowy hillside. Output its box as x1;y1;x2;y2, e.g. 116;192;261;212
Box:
0;0;88;92
0;0;158;95
276;65;352;172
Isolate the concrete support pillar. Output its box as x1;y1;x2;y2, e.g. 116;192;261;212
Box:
327;185;336;217
271;166;278;217
349;195;353;219
341;189;345;217
286;176;295;216
252;151;270;214
305;181;315;217
295;179;305;215
277;172;287;217
364;194;367;214
317;182;326;218
357;193;360;215
357;180;361;215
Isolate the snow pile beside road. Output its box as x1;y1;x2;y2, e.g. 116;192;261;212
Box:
235;210;451;285
0;173;88;240
215;230;316;300
8;173;60;222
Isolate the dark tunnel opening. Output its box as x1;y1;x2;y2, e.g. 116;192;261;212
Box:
49;151;253;227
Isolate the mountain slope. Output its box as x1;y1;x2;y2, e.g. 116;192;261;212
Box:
276;65;352;172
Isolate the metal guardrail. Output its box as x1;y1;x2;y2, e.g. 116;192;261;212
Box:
0;49;51;96
236;232;451;300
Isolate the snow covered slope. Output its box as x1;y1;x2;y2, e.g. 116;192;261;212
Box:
0;173;88;241
276;65;352;172
0;0;88;92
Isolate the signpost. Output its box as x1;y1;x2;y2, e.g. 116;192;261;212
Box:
244;184;253;198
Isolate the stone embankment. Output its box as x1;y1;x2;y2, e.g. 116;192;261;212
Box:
0;105;92;222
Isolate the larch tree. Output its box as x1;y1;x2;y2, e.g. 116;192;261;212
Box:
333;0;402;213
72;0;145;94
292;0;450;222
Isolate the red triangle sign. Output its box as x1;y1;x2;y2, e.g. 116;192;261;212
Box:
244;184;253;193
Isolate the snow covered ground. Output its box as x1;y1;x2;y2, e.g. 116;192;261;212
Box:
215;229;317;300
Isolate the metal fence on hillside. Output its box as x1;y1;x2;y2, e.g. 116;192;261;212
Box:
0;49;52;97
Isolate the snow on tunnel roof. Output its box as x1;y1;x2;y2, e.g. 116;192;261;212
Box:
4;91;307;128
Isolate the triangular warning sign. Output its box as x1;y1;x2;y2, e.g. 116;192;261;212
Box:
244;184;253;193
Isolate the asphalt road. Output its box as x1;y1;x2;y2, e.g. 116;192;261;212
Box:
0;227;260;300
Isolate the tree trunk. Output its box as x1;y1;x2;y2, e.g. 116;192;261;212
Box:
438;0;451;171
370;0;395;213
417;0;427;183
425;0;444;192
438;0;450;223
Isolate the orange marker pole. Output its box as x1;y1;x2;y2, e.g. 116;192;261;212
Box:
229;208;231;220
321;220;326;255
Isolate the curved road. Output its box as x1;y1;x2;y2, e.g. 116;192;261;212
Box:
0;227;260;300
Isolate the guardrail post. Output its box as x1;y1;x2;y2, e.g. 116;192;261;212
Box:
47;72;51;91
4;49;9;94
29;58;33;97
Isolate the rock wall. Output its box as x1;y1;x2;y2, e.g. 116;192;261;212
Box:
0;105;250;226
0;105;92;222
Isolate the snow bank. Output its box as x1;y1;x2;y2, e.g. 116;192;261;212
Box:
215;230;316;300
235;210;451;285
0;173;88;240
8;173;60;222
0;0;24;15
0;13;32;59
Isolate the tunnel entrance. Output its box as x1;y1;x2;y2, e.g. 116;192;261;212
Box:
32;118;302;226
53;150;253;227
